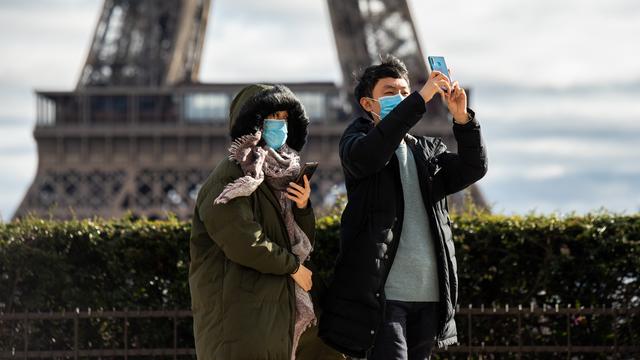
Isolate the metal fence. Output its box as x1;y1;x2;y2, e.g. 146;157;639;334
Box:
0;309;194;359
434;304;640;357
1;305;638;358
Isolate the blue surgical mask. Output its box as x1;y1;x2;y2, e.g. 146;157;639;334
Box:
262;119;288;150
370;93;406;121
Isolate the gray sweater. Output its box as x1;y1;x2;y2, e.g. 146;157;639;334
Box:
384;141;440;302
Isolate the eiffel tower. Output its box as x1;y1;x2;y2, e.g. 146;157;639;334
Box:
14;0;488;220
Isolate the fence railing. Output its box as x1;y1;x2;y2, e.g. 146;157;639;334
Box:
1;305;638;358
0;308;194;359
435;304;640;357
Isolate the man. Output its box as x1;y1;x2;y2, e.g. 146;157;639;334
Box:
318;56;488;359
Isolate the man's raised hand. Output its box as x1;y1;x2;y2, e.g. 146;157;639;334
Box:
419;70;451;103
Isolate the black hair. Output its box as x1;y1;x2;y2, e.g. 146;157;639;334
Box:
353;55;410;116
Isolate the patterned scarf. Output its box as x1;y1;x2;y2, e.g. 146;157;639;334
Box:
213;130;316;359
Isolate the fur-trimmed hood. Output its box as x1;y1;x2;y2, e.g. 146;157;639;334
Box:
229;84;310;152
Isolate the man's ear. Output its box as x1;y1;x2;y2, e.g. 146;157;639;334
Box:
359;97;372;113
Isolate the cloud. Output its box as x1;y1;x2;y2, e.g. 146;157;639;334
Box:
0;0;100;126
475;88;640;131
483;169;640;214
492;137;632;158
411;0;640;87
200;0;340;82
0;1;99;89
0;150;37;220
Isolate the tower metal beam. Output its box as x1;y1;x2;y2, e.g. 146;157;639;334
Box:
76;0;211;88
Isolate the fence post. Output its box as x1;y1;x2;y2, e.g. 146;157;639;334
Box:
124;308;128;360
517;304;522;360
467;304;472;351
566;304;571;360
613;304;618;357
74;308;80;360
22;316;28;360
173;308;178;360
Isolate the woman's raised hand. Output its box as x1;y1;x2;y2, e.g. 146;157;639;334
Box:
286;175;311;209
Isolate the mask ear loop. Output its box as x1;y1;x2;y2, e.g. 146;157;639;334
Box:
364;97;382;121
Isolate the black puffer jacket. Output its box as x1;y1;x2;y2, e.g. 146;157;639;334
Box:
318;91;488;357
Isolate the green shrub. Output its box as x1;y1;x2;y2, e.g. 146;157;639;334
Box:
1;209;638;354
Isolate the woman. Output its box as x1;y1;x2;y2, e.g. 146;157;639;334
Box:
188;84;343;359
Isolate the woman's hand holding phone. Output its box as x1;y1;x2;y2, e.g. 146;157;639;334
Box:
286;175;311;209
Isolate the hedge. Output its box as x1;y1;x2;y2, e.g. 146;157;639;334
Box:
1;208;638;355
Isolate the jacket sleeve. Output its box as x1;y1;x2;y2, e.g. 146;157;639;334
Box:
339;91;427;179
293;201;316;248
436;108;489;196
198;181;299;275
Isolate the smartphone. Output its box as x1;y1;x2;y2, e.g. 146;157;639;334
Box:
428;56;452;92
428;56;451;80
295;162;318;185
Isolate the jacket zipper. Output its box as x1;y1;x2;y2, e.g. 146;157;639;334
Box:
253;189;296;356
417;137;450;339
269;191;297;356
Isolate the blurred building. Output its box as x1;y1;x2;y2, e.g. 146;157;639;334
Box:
14;0;487;220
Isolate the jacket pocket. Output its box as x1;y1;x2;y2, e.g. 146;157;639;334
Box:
239;267;260;293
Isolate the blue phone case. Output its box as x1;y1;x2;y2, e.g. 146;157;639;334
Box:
428;56;451;80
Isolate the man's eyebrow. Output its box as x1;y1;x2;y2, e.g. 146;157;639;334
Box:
382;84;408;90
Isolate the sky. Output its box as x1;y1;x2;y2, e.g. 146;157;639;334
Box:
1;0;639;220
